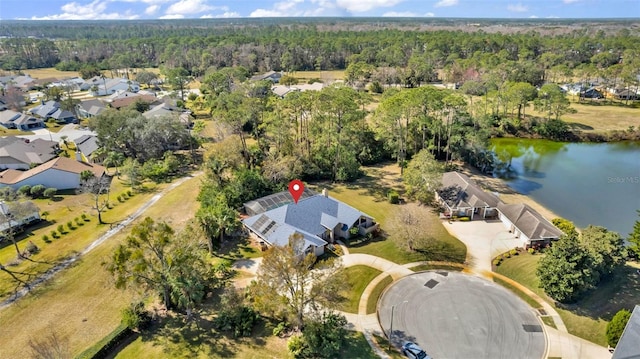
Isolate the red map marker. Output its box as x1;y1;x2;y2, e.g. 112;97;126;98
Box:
288;179;304;204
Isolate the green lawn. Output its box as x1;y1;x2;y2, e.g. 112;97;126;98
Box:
335;265;382;314
367;275;392;315
495;253;640;346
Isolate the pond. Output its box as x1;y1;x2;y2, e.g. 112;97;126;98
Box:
490;138;640;236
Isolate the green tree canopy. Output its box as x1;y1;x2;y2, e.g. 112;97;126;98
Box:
606;308;632;347
403;149;444;205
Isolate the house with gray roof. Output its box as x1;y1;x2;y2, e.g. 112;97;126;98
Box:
0;137;58;170
250;71;282;83
92;78;140;96
0;110;44;131
497;202;563;248
612;305;640;359
243;189;377;257
143;103;193;128
28;100;76;124
436;171;501;220
73;135;102;163
75;99;106;119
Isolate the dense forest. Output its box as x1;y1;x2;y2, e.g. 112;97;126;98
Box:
1;19;639;84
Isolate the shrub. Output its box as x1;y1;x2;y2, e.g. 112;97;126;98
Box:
43;187;57;199
349;226;359;236
117;195;124;203
287;335;306;358
387;190;399;204
273;322;288;337
127;190;132;197
75;218;84;226
18;185;31;196
57;224;65;234
42;234;50;243
25;241;39;255
67;221;75;231
528;248;535;254
606;309;632;347
503;252;511;259
493;258;502;266
459;217;471;222
51;230;58;239
81;213;89;221
121;302;150;330
509;249;518;256
30;184;46;198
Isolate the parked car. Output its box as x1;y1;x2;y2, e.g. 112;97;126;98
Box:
402;342;431;359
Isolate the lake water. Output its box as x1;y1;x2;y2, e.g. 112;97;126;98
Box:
490;138;640;236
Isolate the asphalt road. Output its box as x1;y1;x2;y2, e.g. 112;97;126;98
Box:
379;271;545;359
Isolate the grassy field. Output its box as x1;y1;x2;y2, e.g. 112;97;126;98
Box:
0;175;202;359
290;70;345;83
335;265;382;314
495;253;640;346
525;101;639;133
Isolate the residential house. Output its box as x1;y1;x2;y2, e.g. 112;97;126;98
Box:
142;103;193;128
497;202;563;248
73;135;103;163
0;137;58;170
105;90;156;110
243;189;378;257
0;156;106;190
580;87;604;99
92;78;140;96
436;171;501;220
0;110;44;130
250;71;282;83
0;200;41;238
28;100;76;124
76;99;107;119
612;305;640;359
614;89;638;101
271;82;325;98
11;75;36;91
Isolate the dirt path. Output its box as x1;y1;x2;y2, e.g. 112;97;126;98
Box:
0;172;202;310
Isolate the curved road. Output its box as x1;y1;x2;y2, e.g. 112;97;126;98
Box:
0;172;201;310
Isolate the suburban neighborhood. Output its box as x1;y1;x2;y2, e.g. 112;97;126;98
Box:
0;12;638;359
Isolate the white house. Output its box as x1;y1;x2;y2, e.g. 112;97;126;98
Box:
0;156;106;190
92;78;140;96
497;202;563;248
0;200;40;237
436;171;501;220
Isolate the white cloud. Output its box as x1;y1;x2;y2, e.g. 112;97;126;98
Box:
159;13;184;18
507;3;528;12
434;0;458;8
383;11;435;17
30;0;139;20
250;0;317;17
145;4;160;14
563;0;581;3
201;11;240;18
547;15;560;18
529;15;538;18
165;0;213;15
335;0;404;13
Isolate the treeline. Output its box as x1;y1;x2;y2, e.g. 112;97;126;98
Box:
1;20;638;83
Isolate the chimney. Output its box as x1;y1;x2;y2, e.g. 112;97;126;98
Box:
322;188;328;197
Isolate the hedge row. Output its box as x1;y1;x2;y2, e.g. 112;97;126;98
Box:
75;323;132;359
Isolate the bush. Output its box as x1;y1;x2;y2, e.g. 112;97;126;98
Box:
18;185;31;196
25;241;39;255
117;195;124;203
81;213;89;221
387;190;399;204
75;323;132;359
606;309;632;347
503;252;511;259
213;287;259;338
493;259;502;266
121;302;150;330
67;221;75;231
75;217;84;226
127;190;132;197
42;234;50;243
43;187;57;199
528;248;535;254
51;230;58;239
459;217;471;222
273;322;289;337
30;184;46;198
57;224;65;234
509;249;518;256
288;335;306;358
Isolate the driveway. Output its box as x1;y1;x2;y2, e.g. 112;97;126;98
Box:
442;220;522;273
379;271;546;359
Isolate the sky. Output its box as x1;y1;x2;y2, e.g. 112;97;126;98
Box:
0;0;638;20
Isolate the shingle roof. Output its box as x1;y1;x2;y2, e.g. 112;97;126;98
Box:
438;171;501;209
497;202;563;240
0;157;105;185
613;305;640;359
243;192;373;252
77;99;106;114
0;137;57;166
74;135;99;157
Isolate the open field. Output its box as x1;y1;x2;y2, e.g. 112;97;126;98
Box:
22;68;80;79
290;70;345;83
495;253;640;346
0;175;202;358
524;101;639;133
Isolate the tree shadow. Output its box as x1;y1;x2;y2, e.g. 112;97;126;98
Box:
566;122;594;131
389;330;417;349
